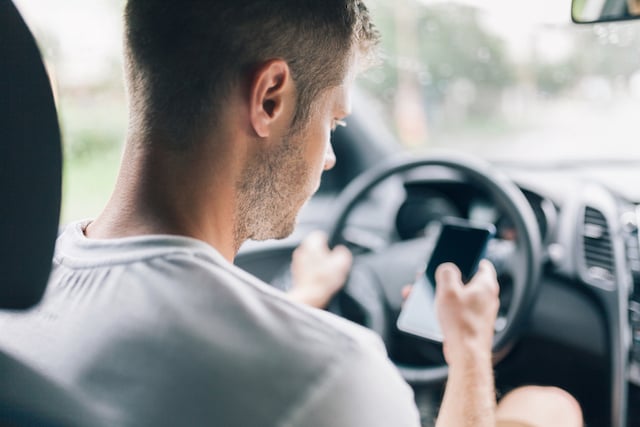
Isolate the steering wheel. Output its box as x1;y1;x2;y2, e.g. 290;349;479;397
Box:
325;154;542;384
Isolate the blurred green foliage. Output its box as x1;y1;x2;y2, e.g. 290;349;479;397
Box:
58;95;126;223
533;23;640;94
360;0;640;149
360;0;514;144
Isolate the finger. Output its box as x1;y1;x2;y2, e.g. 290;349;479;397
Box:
473;260;499;295
434;263;463;304
331;245;353;271
477;259;497;280
435;263;462;291
334;244;352;260
303;230;329;251
401;285;412;301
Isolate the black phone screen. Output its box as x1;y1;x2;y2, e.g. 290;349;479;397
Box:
426;218;496;285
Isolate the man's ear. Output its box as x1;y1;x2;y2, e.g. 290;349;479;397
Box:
249;59;291;138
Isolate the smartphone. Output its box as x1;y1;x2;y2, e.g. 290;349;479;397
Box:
396;217;496;341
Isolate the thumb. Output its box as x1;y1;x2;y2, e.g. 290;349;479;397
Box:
435;263;463;296
331;245;353;272
305;230;329;250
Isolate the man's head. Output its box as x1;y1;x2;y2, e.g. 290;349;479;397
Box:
123;0;379;249
124;0;378;149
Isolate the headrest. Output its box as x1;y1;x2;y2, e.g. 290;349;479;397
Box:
0;1;62;309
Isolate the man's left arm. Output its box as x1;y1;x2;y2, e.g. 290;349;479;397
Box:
287;231;352;309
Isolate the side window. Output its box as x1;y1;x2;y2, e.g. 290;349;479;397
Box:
14;0;126;224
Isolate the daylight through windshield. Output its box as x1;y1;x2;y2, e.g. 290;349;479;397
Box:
360;0;640;162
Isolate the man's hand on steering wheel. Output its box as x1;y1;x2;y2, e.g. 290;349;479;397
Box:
287;231;353;309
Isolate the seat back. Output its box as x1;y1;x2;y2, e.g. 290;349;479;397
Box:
0;2;106;425
0;0;62;309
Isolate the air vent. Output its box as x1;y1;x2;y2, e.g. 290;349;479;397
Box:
583;207;615;284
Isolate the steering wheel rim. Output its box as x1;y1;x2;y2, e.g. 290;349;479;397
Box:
326;153;543;384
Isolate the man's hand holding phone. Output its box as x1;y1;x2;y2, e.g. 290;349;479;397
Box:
397;217;497;342
433;254;501;427
399;239;500;427
435;260;499;365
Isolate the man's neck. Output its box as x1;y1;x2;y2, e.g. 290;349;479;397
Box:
85;139;240;262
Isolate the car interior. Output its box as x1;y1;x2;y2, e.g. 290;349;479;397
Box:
3;0;640;426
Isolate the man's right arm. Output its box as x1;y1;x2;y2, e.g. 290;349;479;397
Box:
434;261;500;427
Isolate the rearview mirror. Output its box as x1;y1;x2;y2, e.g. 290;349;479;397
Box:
572;0;640;23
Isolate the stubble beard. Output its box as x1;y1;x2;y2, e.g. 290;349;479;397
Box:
234;131;310;248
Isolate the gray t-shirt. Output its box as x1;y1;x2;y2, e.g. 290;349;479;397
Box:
0;221;420;426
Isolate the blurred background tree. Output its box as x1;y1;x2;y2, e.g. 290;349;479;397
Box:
14;0;126;223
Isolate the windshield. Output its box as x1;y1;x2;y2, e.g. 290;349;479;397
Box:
13;0;640;222
360;0;640;162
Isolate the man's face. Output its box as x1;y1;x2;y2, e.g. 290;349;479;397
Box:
236;70;353;243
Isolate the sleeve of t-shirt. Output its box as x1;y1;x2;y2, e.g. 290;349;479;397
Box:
280;339;422;427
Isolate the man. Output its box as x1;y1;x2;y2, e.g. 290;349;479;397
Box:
0;1;581;426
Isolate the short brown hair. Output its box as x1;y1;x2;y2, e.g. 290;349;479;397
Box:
124;0;379;150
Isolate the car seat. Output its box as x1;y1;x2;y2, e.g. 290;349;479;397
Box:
0;1;105;425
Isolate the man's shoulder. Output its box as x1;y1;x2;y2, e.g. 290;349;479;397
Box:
43;225;418;425
151;250;394;379
52;228;383;363
118;249;416;426
49;223;381;361
168;248;387;359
